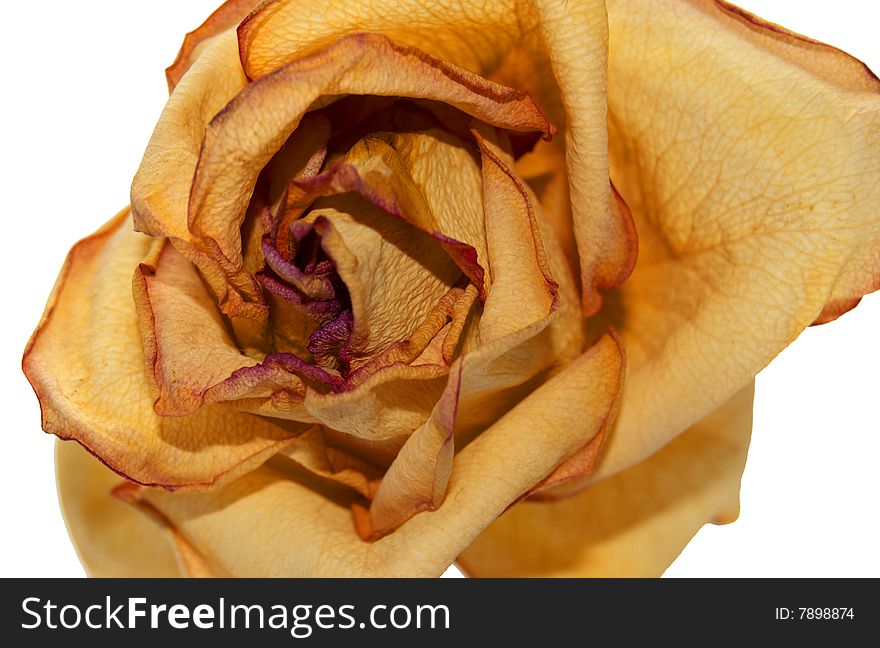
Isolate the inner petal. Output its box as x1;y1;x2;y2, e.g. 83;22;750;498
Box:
305;195;463;369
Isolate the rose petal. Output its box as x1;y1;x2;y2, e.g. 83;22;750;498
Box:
278;426;381;499
188;33;552;271
133;31;244;242
293;129;489;294
23;210;294;489
593;0;880;481
345;283;477;387
121;334;623;577
457;382;754;576
55;440;181;577
489;39;575;269
110;481;229;577
473;126;556;342
301;286;477;453
352;363;461;540
165;0;261;91
239;0;534;80
452;128;583;440
240;0;626;310
131;31;266;327
133;240;310;417
307;200;462;366
303;364;449;456
526;428;609;500
532;0;637;315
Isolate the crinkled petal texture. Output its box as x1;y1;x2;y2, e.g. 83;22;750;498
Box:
23;210;298;490
165;0;261;90
26;0;880;579
588;0;880;484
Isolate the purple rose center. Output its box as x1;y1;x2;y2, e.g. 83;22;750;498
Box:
256;217;355;381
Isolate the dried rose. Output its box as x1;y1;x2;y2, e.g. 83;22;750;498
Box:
25;0;880;577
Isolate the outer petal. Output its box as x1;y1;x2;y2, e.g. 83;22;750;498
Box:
120;335;624;577
132;30;243;243
165;0;261;91
458;383;754;577
23;211;294;489
55;440;181;577
131;31;266;325
239;0;533;80
595;0;880;480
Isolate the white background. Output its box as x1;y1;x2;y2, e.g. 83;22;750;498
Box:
0;1;877;578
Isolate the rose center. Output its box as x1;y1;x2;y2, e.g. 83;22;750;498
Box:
258;218;355;378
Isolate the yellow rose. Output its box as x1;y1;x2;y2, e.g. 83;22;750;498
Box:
24;0;880;577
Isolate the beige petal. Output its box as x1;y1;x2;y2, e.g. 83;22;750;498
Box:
165;0;261;91
307;200;462;366
343;282;478;386
55;440;181;577
278;426;381;499
293;128;489;294
302;364;449;456
131;30;266;326
491;49;576;270
132;31;245;242
352;363;461;539
133;239;319;419
23;210;293;489
531;0;637;315
452;128;584;440
527;378;619;501
122;334;623;577
239;0;534;80
458;382;754;577
474;126;555;342
188;33;552;272
594;0;880;481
